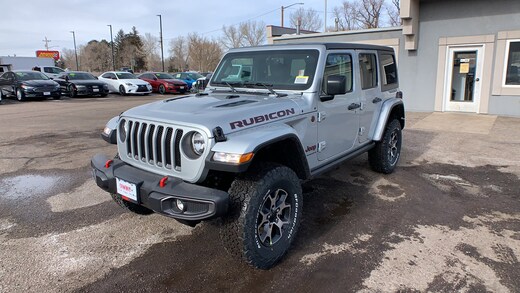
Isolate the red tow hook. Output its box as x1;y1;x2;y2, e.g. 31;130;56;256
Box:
159;176;168;188
104;159;113;169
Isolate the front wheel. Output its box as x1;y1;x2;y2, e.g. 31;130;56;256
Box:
119;85;127;96
368;118;402;174
68;85;76;98
220;163;302;269
16;88;25;101
158;84;166;94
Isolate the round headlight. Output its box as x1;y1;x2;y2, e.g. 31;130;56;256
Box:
191;132;205;156
118;119;127;142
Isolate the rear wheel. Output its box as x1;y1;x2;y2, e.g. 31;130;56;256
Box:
119;85;127;96
368;119;402;174
220;163;302;269
159;84;166;94
16;88;25;101
0;89;3;103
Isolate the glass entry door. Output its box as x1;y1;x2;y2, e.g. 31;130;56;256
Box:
444;46;483;113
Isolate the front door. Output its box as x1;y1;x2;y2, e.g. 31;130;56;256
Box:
444;46;483;113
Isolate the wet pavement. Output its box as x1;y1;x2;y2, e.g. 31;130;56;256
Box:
0;95;519;292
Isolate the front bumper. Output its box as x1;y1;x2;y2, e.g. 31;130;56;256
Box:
24;89;61;98
91;154;228;221
76;87;109;96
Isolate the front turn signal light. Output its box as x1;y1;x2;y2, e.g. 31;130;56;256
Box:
212;152;254;164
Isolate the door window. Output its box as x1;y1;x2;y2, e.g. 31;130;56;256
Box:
450;51;477;101
359;53;378;89
322;54;353;95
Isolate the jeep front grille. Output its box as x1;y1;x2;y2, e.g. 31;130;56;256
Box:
125;120;183;171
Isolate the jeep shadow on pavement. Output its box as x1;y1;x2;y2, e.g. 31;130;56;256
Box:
91;43;405;269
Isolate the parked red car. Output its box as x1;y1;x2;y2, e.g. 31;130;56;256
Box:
137;72;188;94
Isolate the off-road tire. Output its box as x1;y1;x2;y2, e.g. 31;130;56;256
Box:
220;163;302;269
368;118;402;174
110;153;153;215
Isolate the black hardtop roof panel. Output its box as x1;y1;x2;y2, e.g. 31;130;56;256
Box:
230;42;394;52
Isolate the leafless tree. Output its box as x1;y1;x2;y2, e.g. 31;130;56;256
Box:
168;36;189;72
240;20;265;47
221;24;244;49
80;40;112;73
333;1;361;31
188;33;223;72
357;0;385;29
289;7;323;31
387;0;400;26
142;33;162;71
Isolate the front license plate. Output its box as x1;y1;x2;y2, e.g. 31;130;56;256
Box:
179;86;184;89
116;178;138;202
93;89;99;92
44;92;51;95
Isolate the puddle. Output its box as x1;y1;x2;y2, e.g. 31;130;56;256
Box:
0;174;62;199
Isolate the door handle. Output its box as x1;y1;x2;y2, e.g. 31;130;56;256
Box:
348;103;361;110
372;97;382;103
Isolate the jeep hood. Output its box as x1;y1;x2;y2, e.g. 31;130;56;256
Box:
122;92;302;136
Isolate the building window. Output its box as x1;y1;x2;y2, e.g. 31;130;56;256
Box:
505;40;520;85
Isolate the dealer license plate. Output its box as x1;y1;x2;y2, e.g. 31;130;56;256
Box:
116;178;138;202
93;89;99;92
44;92;51;96
180;86;184;89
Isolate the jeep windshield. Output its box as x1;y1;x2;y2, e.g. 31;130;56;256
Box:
211;49;319;91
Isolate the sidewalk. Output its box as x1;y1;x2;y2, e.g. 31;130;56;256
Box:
402;112;520;177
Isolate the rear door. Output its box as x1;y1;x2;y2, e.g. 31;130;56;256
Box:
357;51;381;143
317;51;360;161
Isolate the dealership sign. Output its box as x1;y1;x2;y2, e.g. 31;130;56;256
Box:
36;50;60;60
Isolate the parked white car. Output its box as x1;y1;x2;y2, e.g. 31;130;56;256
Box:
98;71;152;95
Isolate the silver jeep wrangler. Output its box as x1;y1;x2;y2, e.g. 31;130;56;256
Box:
92;43;405;269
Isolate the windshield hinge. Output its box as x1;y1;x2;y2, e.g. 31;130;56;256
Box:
318;112;327;122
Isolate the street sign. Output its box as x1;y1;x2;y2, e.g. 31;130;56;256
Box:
36;50;60;60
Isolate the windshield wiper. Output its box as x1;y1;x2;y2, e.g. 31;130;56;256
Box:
213;81;241;92
225;82;238;93
244;82;287;97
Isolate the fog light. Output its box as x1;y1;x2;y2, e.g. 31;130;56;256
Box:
176;199;185;211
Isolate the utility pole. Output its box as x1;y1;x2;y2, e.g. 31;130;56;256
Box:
157;14;165;72
70;31;79;70
42;37;51;50
107;24;115;71
324;0;327;32
280;3;304;27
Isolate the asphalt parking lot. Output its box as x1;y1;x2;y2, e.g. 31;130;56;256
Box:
0;94;519;292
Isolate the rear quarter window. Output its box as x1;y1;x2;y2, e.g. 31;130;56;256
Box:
379;52;398;91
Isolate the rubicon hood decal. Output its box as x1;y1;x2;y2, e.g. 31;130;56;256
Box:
230;108;296;130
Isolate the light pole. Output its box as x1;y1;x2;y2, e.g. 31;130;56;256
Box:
157;14;165;72
107;24;115;71
281;2;304;27
70;30;79;70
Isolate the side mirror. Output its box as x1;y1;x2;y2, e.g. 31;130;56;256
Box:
65;76;69;81
153;77;158;81
320;75;346;102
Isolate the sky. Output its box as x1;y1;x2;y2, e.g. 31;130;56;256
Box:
0;0;340;57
